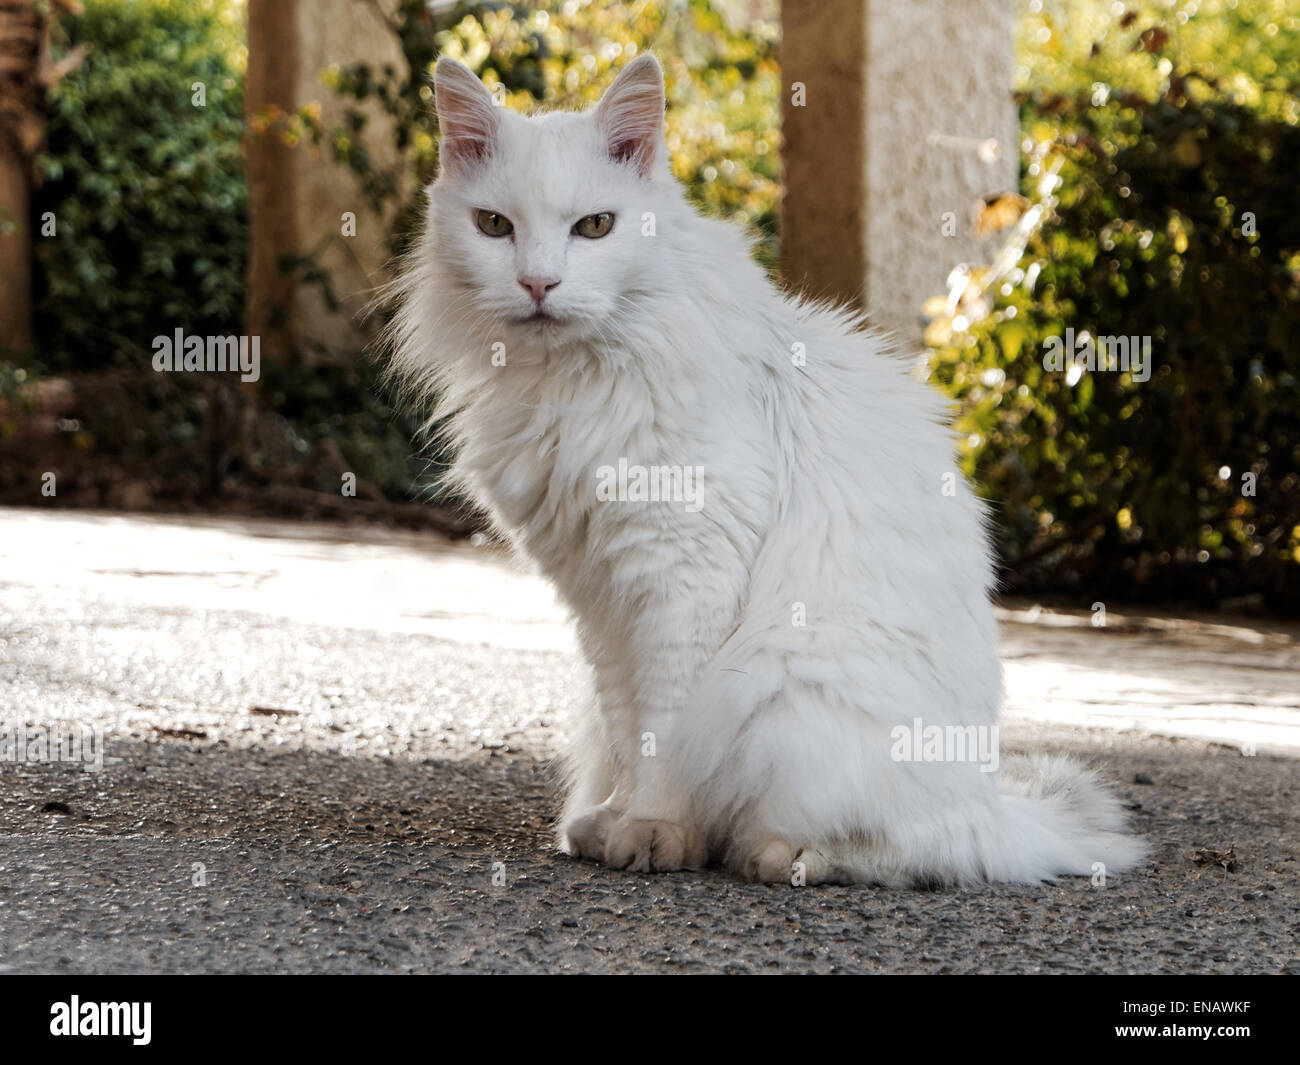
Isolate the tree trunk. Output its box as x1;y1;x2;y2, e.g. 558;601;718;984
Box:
0;0;40;354
0;0;88;357
0;142;31;351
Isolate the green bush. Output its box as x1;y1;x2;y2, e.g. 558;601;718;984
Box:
926;1;1300;611
32;0;248;369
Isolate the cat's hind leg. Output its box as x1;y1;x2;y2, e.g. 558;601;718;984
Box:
741;839;833;885
736;837;918;887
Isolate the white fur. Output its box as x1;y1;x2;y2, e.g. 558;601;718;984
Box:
384;56;1147;886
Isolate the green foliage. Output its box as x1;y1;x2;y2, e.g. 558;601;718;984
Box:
927;0;1300;609
1017;0;1300;120
32;0;248;368
256;356;436;501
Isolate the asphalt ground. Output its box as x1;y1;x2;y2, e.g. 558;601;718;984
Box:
1;509;1296;973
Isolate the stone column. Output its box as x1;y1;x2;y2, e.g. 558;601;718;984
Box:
245;0;410;366
781;0;1017;343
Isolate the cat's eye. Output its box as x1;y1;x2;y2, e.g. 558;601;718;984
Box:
573;212;615;239
475;210;514;238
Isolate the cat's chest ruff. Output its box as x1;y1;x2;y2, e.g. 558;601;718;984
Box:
468;395;642;532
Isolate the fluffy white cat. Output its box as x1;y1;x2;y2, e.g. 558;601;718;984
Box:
385;54;1146;886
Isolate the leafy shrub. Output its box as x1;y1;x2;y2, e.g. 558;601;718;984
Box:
925;1;1300;611
32;0;248;369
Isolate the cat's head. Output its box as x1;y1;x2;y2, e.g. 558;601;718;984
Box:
422;54;676;350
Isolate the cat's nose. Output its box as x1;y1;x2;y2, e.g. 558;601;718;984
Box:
518;275;560;302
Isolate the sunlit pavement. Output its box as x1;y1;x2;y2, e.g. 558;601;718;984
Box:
5;507;1295;753
1;507;1297;974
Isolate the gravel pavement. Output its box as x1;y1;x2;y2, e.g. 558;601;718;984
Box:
1;509;1296;974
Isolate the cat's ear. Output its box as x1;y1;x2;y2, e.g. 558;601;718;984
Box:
433;57;499;170
595;55;665;177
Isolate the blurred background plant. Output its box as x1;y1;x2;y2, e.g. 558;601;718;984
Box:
925;0;1300;611
4;0;1298;611
4;0;780;523
33;0;248;367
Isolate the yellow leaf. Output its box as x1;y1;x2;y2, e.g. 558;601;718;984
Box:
1173;131;1202;168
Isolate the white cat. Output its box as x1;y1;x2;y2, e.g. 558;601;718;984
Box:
385;55;1146;886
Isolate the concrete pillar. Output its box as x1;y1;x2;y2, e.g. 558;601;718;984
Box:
781;0;1017;343
245;0;409;365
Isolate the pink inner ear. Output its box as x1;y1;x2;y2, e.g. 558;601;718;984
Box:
609;136;645;167
440;99;495;164
447;128;491;164
600;105;661;176
597;60;664;177
435;63;499;167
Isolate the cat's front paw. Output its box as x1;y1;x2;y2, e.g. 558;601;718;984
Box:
559;802;618;863
604;818;707;873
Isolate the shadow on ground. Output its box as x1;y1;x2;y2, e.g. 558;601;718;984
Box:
1;509;1295;973
1;726;1295;974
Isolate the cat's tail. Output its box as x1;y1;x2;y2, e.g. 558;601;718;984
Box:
988;753;1149;882
786;753;1147;888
